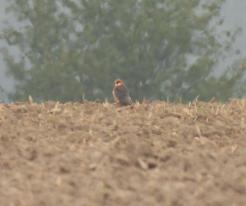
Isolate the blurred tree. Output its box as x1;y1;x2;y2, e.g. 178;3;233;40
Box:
1;0;245;102
220;58;246;99
0;86;7;102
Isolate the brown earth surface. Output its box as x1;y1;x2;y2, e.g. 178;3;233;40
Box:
0;100;246;206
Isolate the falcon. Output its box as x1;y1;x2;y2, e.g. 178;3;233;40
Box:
112;79;132;106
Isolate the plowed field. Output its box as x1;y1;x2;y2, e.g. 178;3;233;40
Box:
0;100;246;206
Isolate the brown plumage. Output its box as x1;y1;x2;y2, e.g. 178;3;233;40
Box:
112;79;132;106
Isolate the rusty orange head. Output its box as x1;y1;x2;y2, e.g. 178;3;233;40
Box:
114;79;124;87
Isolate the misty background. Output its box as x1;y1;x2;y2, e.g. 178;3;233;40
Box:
0;0;245;102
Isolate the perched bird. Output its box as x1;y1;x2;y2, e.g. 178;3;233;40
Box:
112;79;132;106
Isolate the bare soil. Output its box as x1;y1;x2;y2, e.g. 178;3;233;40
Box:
0;100;246;206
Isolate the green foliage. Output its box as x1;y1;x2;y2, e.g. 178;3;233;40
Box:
1;0;245;102
220;58;246;99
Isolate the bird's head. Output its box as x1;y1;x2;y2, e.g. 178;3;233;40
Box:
114;79;124;87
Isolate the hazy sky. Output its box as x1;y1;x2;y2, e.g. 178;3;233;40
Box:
219;1;246;69
0;0;246;93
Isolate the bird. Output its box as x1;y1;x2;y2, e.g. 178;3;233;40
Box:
112;79;132;106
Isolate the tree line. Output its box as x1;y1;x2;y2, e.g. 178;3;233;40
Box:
1;0;245;102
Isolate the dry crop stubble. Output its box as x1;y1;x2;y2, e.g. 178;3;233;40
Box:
0;100;245;206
